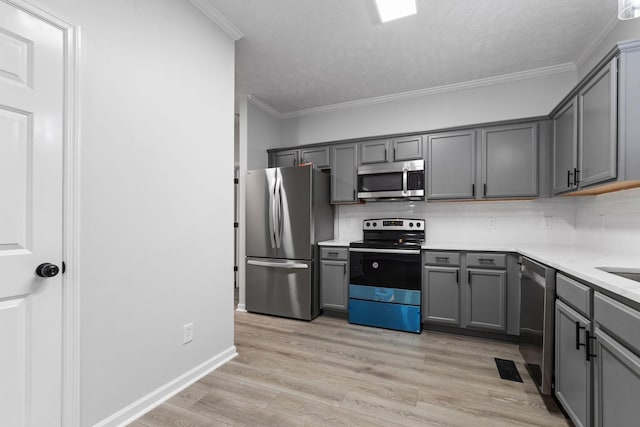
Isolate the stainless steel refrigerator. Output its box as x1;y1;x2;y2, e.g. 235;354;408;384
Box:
245;165;334;320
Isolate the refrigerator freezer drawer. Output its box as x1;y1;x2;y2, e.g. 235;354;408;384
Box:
348;298;422;333
246;258;318;320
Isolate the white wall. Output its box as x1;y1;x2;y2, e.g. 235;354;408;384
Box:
578;17;640;78
246;98;281;169
280;70;577;146
36;0;236;425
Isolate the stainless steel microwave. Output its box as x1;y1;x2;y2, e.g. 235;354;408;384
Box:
357;160;425;201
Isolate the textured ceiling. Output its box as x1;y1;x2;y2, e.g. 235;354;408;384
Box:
207;0;618;114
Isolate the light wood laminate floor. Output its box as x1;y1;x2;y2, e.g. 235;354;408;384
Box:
130;311;569;426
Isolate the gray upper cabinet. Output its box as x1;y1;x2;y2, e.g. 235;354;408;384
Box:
427;130;476;200
553;97;578;194
300;146;330;169
359;139;389;164
391;135;423;161
466;268;507;332
578;58;617;188
271;150;299;168
481;123;538;199
331;143;358;203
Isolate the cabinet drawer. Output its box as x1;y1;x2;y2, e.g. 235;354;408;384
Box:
556;273;592;318
320;247;349;260
424;251;460;266
466;253;506;268
594;292;640;354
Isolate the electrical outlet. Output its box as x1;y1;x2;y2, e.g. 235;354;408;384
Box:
183;322;194;344
488;217;496;229
544;216;553;229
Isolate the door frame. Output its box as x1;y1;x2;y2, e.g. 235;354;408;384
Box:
2;0;81;425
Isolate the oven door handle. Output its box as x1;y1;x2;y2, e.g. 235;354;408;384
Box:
349;247;421;255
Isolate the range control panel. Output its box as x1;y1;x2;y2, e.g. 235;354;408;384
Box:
363;218;425;231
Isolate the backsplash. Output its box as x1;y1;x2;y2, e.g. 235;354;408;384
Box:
336;188;640;256
574;187;640;255
336;198;576;245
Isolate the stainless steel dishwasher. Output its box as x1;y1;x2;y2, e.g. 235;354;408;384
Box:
519;256;556;395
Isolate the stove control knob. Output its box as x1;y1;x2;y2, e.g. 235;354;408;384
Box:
373;222;377;227
366;222;370;227
416;223;421;228
409;222;414;227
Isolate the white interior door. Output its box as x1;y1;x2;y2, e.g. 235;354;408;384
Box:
0;2;64;426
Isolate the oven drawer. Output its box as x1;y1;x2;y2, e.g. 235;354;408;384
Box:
466;253;506;268
349;284;421;305
349;299;421;333
424;251;461;266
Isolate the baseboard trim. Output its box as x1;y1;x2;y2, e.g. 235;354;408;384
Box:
236;303;247;311
95;346;237;427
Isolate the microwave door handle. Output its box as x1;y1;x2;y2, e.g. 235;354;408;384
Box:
402;168;408;195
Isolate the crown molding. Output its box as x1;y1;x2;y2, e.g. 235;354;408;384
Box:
280;62;576;119
574;15;618;71
190;0;244;41
247;95;282;118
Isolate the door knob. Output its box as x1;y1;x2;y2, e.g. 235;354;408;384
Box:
35;263;60;278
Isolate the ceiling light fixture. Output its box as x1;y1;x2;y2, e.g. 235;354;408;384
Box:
374;0;417;23
619;0;640;20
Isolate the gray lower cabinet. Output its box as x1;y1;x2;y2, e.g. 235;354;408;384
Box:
300;146;330;169
555;299;591;427
330;144;358;203
593;326;640;427
423;251;510;333
481;123;538;199
426;130;476;200
320;247;349;311
271;149;299;168
423;265;460;325
466;268;507;331
592;291;640;427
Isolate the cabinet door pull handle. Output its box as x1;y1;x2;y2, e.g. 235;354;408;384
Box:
343;263;346;275
478;258;495;264
435;256;450;263
567;170;573;187
468;271;471;283
575;321;586;350
472;183;475;197
586;331;597;361
456;270;459;283
574;168;580;186
483;183;487;197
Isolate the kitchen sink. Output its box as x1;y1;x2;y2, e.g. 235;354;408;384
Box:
596;267;640;283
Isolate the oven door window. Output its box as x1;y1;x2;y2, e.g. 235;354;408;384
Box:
358;172;403;192
349;251;421;290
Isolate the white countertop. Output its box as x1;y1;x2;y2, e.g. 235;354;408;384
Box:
318;239;353;247
319;239;640;306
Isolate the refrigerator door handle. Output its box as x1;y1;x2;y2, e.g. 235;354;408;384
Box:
268;170;277;249
247;259;309;269
275;169;283;249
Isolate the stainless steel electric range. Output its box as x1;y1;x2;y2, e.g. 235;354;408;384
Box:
348;218;425;333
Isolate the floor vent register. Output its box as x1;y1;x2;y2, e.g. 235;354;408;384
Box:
494;358;523;382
